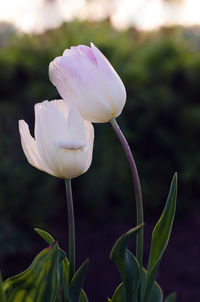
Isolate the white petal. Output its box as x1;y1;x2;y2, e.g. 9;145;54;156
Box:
90;42;126;118
66;102;88;143
82;120;95;174
50;99;69;120
18;120;55;176
34;100;94;179
49;54;115;122
34;100;70;176
55;139;87;150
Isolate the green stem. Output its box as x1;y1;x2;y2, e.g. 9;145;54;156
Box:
110;118;144;268
65;179;75;283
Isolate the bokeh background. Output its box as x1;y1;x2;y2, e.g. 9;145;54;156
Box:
0;0;200;301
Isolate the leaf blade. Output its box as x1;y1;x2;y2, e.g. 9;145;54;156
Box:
0;274;6;302
165;292;177;302
141;268;163;302
112;283;123;302
143;173;177;302
110;224;144;302
68;259;89;302
34;228;55;245
3;243;63;302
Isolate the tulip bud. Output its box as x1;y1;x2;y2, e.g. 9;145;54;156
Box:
49;43;126;123
19;100;94;179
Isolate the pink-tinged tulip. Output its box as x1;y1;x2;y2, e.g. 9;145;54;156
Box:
19;100;94;179
49;43;126;123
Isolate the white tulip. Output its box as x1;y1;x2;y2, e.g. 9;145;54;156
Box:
49;43;126;123
19;100;94;179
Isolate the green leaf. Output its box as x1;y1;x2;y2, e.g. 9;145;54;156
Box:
149;281;163;302
80;289;89;302
3;243;64;302
143;173;177;302
0;274;6;302
59;257;69;302
34;229;89;301
34;228;55;245
165;292;177;302
110;224;144;262
110;224;144;302
34;227;70;301
68;259;89;302
141;268;163;302
107;298;112;302
112;283;123;302
123;250;140;302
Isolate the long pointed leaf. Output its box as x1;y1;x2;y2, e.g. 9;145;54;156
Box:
112;283;123;302
110;224;144;302
59;257;69;302
165;292;176;302
123;250;140;302
80;289;89;302
3;243;64;302
34;227;70;301
143;173;177;302
0;274;6;302
141;268;163;302
149;281;163;302
34;228;55;245
68;259;89;302
110;224;144;262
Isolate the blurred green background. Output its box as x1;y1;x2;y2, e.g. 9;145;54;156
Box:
0;20;200;301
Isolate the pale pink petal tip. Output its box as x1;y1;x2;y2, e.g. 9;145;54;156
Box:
77;44;97;65
90;42;95;48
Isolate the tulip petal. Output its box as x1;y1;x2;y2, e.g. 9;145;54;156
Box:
34;100;94;179
77;45;97;65
83;120;94;172
50;99;88;146
49;43;126;122
18;120;55;176
90;42;126;117
50;99;69;120
49;53;116;122
55;140;87;150
66;102;88;142
34;100;71;177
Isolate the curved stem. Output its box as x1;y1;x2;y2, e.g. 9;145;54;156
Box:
110;118;144;268
65;179;75;283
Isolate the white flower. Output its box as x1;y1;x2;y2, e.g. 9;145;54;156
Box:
49;43;126;123
19;100;94;179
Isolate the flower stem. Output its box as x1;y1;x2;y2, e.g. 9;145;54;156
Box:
110;118;144;268
65;179;75;283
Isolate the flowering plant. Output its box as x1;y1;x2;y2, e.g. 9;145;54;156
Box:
0;44;177;302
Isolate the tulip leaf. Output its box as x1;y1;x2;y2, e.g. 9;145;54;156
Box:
59;257;69;302
149;282;163;302
112;283;123;302
34;228;55;245
164;292;177;302
0;274;6;302
123;249;140;302
141;268;163;302
143;173;177;302
3;243;64;302
107;298;112;302
34;228;70;301
110;224;144;302
80;289;89;302
68;259;89;302
110;224;144;262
